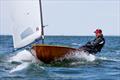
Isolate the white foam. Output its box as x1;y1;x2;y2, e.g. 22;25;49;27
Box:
65;51;96;62
9;62;30;73
72;43;82;46
98;57;120;62
8;49;38;73
116;50;120;55
9;50;35;63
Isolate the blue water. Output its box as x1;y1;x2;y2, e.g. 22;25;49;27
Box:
0;35;120;80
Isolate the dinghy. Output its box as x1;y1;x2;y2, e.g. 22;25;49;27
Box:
11;0;78;63
31;0;79;63
31;45;77;63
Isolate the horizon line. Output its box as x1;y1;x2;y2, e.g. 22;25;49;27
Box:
0;34;120;37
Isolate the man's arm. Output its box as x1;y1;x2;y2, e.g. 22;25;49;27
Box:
85;38;103;47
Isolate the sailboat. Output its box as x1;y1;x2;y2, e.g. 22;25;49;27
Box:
11;0;79;63
31;0;79;63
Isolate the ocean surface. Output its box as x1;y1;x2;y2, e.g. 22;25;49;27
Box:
0;35;120;80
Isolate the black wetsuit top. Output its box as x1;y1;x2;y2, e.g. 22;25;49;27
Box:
79;35;105;54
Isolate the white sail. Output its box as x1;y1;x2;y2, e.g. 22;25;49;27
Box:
9;0;41;48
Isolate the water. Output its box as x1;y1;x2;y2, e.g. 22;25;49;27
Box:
0;35;120;80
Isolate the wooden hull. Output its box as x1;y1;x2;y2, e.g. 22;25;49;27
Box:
31;44;77;63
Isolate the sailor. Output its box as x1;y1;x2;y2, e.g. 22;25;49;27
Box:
79;29;105;54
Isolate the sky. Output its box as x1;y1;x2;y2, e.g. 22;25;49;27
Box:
0;0;120;36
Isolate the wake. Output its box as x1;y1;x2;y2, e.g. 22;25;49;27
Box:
97;57;120;62
8;50;40;73
8;50;96;73
9;50;35;63
9;62;30;73
64;51;96;62
8;49;120;73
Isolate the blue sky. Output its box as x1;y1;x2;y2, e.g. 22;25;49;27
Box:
0;0;120;36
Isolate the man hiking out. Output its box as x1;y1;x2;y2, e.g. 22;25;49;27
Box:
79;29;105;54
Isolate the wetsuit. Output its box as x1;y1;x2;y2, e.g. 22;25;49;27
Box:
79;35;105;54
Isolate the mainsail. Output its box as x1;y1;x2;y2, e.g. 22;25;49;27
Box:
10;0;41;48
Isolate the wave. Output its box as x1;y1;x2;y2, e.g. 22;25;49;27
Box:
8;49;120;73
97;57;120;62
116;50;120;55
8;50;35;63
50;51;97;67
64;51;96;62
9;62;30;73
8;50;38;73
8;49;45;73
71;43;82;46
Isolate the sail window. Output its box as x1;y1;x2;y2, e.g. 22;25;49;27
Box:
20;27;34;39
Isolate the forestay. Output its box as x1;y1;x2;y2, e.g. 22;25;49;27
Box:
10;0;41;48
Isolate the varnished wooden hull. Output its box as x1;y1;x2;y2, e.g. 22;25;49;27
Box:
31;44;77;63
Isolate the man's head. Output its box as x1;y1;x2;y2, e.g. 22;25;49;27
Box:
94;29;103;37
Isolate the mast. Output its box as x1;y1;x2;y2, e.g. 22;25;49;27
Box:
39;0;44;44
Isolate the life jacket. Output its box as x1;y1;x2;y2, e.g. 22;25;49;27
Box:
92;36;105;53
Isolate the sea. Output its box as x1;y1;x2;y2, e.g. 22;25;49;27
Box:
0;35;120;80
